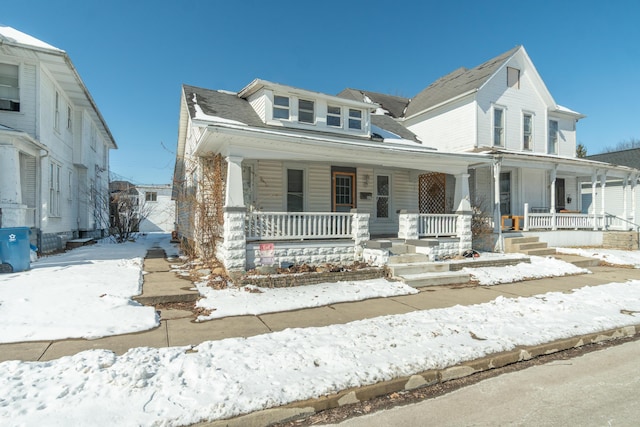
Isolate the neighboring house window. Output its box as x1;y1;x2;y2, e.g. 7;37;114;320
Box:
348;109;362;130
493;108;504;146
67;106;73;130
145;192;157;202
507;67;520;88
548;120;559;154
287;169;304;212
54;91;60;131
327;105;341;127
90;125;97;151
376;175;390;218
0;63;20;111
523;113;533;150
49;162;61;216
298;99;315;124
273;95;290;120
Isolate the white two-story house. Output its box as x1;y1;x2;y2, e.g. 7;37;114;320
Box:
0;26;117;252
342;46;639;248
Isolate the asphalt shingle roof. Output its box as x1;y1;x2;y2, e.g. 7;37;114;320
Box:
182;84;266;127
337;88;410;119
587;148;640;169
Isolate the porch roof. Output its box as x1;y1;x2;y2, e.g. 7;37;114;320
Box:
488;150;640;179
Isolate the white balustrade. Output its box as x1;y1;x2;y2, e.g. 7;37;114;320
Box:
417;214;458;237
246;212;353;241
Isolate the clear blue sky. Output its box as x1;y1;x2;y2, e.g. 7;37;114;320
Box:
4;1;640;184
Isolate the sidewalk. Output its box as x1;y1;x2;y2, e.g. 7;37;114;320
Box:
2;252;639;363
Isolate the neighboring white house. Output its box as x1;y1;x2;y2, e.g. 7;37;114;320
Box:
0;26;117;253
137;184;175;233
173;46;640;272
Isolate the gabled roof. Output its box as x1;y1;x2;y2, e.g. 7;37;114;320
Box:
182;84;266;128
404;46;521;118
337;88;410;118
587;148;640;169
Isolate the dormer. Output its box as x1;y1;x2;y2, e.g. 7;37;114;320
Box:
238;79;375;138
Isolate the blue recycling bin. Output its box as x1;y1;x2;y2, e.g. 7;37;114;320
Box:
0;227;31;273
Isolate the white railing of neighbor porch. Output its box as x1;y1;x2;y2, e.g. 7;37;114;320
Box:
418;213;458;237
523;204;635;231
246;212;353;241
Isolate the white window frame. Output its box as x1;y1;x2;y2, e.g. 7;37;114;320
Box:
522;113;533;151
273;95;290;120
54;91;60;131
0;62;20;112
493;107;505;146
285;167;306;212
327;105;342;128
548;120;559;154
49;161;61;216
298;98;315;124
348;109;362;130
67;105;73;130
145;191;158;202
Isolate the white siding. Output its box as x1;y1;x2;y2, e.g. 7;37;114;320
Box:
472;166;493;214
520;168;547;213
255;160;285;211
406;98;476;151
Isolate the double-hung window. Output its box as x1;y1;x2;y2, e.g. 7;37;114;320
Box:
287;169;304;212
298;99;314;124
548;120;559;154
0;63;20;112
494;108;504;146
376;175;390;218
523;114;532;150
49;162;61;216
54;91;60;131
327;105;341;127
348;109;362;130
145;192;157;202
273;95;290;120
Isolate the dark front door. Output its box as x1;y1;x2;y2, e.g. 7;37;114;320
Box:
555;178;565;211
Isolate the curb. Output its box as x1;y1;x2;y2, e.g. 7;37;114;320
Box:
195;324;640;427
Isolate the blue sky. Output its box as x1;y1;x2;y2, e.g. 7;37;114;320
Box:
4;1;640;184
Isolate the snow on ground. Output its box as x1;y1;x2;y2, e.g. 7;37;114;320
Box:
0;233;177;344
195;278;418;321
464;255;590;286
2;280;639;426
557;247;640;268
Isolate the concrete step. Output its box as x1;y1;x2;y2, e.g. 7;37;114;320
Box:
552;254;601;268
388;261;450;276
388;253;429;264
523;248;557;256
399;271;471;288
136;249;200;305
517;242;548;251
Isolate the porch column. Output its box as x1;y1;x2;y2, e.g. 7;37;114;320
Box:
632;174;638;227
453;172;471;212
398;210;419;240
221;206;246;274
351;210;370;261
225;155;244;208
623;174;629;226
492;158;503;252
455;199;473;255
591;170;598;231
600;171;607;230
550;166;557;230
0;143;22;227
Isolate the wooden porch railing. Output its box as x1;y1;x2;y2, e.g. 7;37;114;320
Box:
418;213;458;237
246;212;353;241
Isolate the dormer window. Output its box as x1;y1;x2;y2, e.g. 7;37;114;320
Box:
327;106;342;127
298;99;315;124
348;109;362;130
273;95;290;119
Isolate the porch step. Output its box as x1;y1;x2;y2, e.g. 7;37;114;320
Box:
388;261;450;276
525;248;557;256
388;253;429;264
504;236;555;256
517;242;548;251
552;254;601;268
504;236;538;252
399;271;471;288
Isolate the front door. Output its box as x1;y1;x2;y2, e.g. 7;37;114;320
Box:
555;178;565;211
332;170;356;212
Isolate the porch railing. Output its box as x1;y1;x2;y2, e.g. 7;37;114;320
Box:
246;212;353;241
418;213;458;237
523;203;638;231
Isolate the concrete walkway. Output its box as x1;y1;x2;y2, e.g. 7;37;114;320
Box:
2;251;640;363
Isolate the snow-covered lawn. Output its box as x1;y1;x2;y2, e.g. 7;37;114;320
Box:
0;233;177;344
2;280;639;426
557;247;640;268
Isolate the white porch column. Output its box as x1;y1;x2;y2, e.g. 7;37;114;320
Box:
492;158;503;252
550;165;557;230
600;170;607;229
224;155;245;208
453;172;471;212
623;174;629;226
397;211;419;240
632;174;638;227
591;170;598;231
0;143;23;227
351;210;370;261
221;207;246;273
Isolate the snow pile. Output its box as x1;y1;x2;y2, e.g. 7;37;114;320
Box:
465;255;590;285
195;278;418;321
1;280;639;426
557;247;640;268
